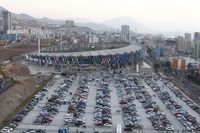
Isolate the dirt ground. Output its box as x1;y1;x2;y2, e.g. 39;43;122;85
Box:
0;42;51;125
0;62;51;125
0;43;41;61
0;75;49;124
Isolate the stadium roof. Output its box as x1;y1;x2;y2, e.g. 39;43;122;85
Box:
31;44;142;57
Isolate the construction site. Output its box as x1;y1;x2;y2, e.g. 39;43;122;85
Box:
0;43;51;128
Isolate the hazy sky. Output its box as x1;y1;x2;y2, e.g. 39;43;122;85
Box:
0;0;200;32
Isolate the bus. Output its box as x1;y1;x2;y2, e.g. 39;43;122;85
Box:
116;124;122;133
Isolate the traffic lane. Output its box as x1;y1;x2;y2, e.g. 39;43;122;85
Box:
130;88;154;131
13;124;60;133
143;81;184;130
69;126;115;133
20;110;39;125
14;124;115;133
85;81;96;127
50;111;66;126
109;81;124;127
134;99;155;133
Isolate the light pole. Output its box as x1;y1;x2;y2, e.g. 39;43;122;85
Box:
38;33;41;55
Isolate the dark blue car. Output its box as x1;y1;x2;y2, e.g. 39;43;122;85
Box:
58;128;68;133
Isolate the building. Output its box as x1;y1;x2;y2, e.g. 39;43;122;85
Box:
176;34;192;52
194;32;200;41
0;34;17;42
193;40;200;59
198;64;200;73
170;57;186;70
121;25;130;41
0;13;3;33
185;33;191;40
151;47;164;58
176;36;185;52
89;35;99;44
0;19;3;33
184;33;192;50
169;56;200;72
26;44;144;70
65;20;74;27
164;38;176;56
2;11;12;33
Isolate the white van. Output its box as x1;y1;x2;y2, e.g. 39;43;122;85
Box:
116;124;122;133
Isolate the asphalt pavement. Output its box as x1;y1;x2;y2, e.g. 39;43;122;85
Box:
12;70;200;133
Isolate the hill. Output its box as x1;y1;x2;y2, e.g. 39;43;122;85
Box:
0;6;150;32
102;16;151;32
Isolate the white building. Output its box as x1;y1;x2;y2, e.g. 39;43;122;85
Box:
7;30;29;34
89;35;99;44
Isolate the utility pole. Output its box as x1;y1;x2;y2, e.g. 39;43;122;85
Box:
38;33;41;55
60;32;63;46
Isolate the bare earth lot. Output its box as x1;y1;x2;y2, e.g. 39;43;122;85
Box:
0;75;49;124
0;43;38;61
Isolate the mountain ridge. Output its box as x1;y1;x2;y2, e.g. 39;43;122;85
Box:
0;6;150;32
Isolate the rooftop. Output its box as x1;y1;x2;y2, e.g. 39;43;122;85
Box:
30;44;142;57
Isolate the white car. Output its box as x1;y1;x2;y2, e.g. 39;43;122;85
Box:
65;118;73;123
1;127;13;133
103;123;112;127
76;117;85;124
65;113;73;119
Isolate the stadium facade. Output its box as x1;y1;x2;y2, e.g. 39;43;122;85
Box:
25;45;144;68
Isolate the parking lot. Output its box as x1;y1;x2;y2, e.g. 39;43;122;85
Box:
2;70;200;133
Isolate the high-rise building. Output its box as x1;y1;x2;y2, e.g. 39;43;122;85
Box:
0;19;3;33
0;13;3;33
193;32;200;59
65;20;74;27
176;36;185;52
121;25;130;41
2;11;12;33
185;33;191;40
177;34;192;52
194;32;200;41
193;40;200;59
184;33;192;50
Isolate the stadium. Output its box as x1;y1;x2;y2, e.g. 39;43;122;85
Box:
25;44;144;70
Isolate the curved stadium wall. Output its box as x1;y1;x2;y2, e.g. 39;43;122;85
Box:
25;45;144;66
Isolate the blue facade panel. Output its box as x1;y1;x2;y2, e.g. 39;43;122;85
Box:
0;34;17;42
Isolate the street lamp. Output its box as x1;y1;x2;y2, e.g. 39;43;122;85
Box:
37;33;41;55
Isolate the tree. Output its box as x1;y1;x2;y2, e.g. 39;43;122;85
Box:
153;63;160;73
147;47;152;56
165;61;171;70
186;63;200;84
